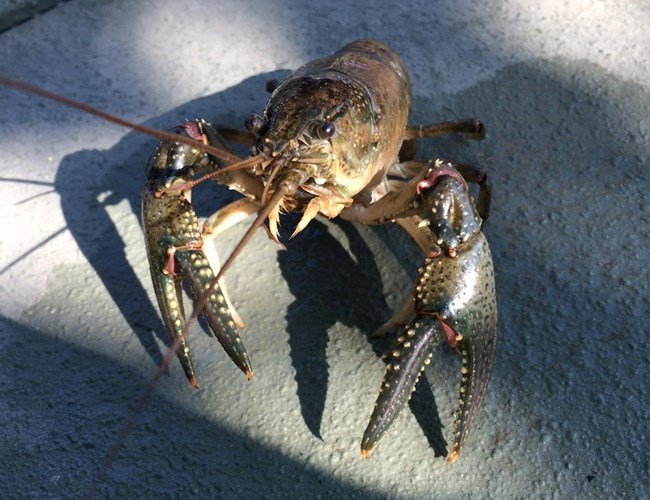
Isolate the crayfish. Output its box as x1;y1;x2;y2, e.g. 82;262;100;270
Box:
1;39;497;462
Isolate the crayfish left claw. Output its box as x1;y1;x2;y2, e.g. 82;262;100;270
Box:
174;248;253;380
362;235;496;460
361;316;444;458
362;161;497;461
143;188;253;384
150;271;199;387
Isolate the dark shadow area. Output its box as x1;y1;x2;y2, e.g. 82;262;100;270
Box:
278;216;447;454
0;314;385;498
271;55;650;471
277;217;389;439
0;0;69;34
49;70;289;370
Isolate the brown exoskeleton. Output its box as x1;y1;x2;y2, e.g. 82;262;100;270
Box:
0;39;497;466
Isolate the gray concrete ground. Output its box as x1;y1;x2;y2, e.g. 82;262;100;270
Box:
0;0;66;33
0;0;648;498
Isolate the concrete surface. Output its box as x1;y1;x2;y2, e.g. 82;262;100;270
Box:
0;0;66;33
0;0;648;498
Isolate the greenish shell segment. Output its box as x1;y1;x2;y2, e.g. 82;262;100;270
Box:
142;126;253;386
417;234;497;460
361;317;443;456
362;163;497;461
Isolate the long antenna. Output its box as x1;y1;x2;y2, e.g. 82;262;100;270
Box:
0;75;275;496
0;76;242;164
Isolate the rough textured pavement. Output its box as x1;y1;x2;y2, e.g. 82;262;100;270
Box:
0;1;648;498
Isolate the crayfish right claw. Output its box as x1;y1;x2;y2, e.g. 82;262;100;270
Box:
142;121;253;385
362;235;496;460
143;189;254;385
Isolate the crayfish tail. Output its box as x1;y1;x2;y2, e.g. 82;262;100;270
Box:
361;317;444;457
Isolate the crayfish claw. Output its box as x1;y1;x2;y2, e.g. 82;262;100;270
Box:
144;195;254;383
363;234;496;460
362;161;497;459
447;300;497;461
174;249;253;379
143;125;253;384
151;271;199;387
361;317;444;457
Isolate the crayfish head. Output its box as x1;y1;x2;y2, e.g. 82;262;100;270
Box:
246;75;382;238
257;163;321;242
256;148;354;241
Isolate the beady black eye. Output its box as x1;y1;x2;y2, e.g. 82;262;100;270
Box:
317;120;336;139
245;113;266;135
